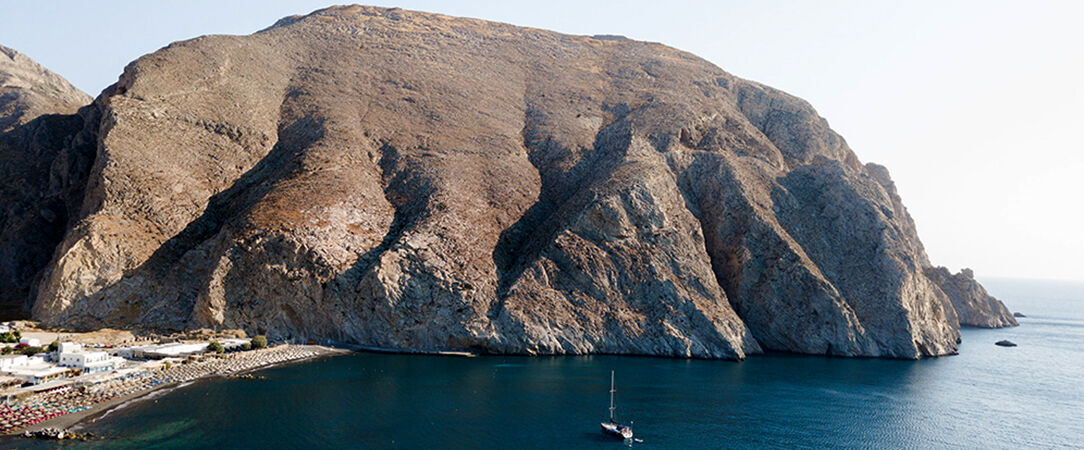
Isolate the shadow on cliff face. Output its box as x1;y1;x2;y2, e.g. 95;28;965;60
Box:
0;107;94;320
18;6;975;357
768;161;959;356
671;153;752;306
490;106;633;320
146;115;325;273
771;163;911;329
312;140;438;344
336;140;436;283
51;112;328;329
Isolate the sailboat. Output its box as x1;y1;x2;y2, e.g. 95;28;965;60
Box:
600;370;633;440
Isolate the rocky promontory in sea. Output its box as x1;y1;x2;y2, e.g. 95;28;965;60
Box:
924;267;1018;328
0;6;1016;360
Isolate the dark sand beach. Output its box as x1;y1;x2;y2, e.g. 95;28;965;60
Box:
3;345;347;442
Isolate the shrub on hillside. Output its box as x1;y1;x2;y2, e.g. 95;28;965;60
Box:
0;331;20;343
17;345;42;356
251;335;268;349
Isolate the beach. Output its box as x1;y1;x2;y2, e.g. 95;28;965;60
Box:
3;344;347;440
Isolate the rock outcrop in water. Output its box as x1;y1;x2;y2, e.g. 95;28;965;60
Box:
0;45;93;319
924;267;1018;328
2;6;1017;359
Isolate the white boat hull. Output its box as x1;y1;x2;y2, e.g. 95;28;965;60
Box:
601;422;633;439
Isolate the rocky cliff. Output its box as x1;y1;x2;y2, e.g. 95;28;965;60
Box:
925;267;1017;328
0;46;93;319
0;46;90;133
3;6;1016;359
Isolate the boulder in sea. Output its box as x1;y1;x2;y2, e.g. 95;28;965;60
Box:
1013;312;1026;318
995;340;1017;347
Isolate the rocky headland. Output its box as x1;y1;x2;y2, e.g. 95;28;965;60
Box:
1;6;1016;360
924;267;1018;328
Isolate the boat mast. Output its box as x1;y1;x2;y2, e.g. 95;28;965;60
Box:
609;370;616;422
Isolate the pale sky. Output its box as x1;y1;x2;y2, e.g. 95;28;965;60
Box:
2;1;1081;281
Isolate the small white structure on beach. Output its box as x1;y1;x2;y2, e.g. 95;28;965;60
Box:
114;345;151;359
221;338;251;351
9;379;73;397
73;367;135;387
118;342;210;360
18;337;40;347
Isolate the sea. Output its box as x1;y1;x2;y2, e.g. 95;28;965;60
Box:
10;278;1083;449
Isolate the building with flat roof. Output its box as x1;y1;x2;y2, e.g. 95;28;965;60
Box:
57;341;118;374
58;342;83;354
3;365;69;385
117;342;209;360
0;354;28;371
7;379;73;398
73;369;130;387
58;350;115;373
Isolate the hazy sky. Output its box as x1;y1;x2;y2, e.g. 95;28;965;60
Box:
2;1;1081;281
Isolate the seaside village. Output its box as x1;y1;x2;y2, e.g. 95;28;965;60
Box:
0;321;331;436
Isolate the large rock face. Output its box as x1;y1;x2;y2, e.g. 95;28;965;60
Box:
0;46;92;319
8;6;1012;359
0;46;90;133
925;267;1017;328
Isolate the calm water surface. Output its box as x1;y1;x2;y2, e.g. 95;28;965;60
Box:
18;278;1084;449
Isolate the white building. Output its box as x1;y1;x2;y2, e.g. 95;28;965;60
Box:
5;366;69;385
58;347;115;374
0;354;28;371
19;337;40;347
114;345;154;359
221;338;251;351
58;342;83;354
0;355;69;384
118;342;209;360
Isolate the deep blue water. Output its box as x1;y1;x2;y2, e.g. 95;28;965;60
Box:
15;278;1084;449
